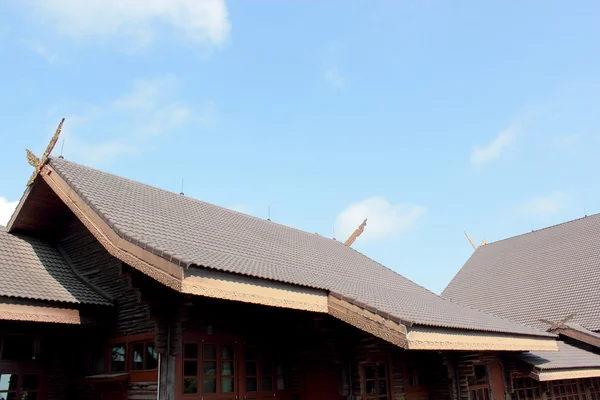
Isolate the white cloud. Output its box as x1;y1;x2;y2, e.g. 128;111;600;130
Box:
30;0;231;50
0;197;18;226
518;191;567;219
27;42;60;64
335;197;426;242
112;75;194;136
56;74;212;165
325;68;345;88
470;123;518;164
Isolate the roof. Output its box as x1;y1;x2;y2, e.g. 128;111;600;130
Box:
565;323;600;340
0;226;111;306
520;341;600;370
46;157;551;337
443;214;600;331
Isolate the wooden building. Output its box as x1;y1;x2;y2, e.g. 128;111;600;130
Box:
444;214;600;400
0;151;591;400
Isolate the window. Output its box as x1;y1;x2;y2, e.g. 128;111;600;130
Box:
405;363;425;388
132;342;158;371
245;346;285;393
110;344;126;372
468;365;490;400
0;373;40;400
513;377;542;400
404;362;428;400
0;336;34;361
183;342;236;395
549;380;585;400
108;337;158;374
590;378;600;400
362;362;390;400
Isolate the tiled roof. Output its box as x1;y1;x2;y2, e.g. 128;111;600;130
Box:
520;341;600;370
0;226;111;305
442;214;600;331
47;157;551;337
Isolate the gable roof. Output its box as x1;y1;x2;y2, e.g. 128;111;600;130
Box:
39;157;552;339
0;226;111;306
443;214;600;332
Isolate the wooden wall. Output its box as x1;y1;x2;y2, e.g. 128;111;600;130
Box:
58;218;157;337
169;294;455;400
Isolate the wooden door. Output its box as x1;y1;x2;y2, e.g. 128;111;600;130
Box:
304;368;343;400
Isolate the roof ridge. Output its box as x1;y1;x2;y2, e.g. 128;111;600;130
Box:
50;157;342;244
483;213;600;247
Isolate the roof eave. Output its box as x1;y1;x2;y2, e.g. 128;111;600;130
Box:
532;367;600;381
406;326;558;352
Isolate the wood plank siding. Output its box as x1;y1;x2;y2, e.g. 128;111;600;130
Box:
58;218;156;337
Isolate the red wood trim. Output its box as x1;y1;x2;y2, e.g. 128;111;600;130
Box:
84;373;130;383
108;332;155;345
130;370;158;382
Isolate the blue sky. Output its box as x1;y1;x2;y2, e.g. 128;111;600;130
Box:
1;1;600;294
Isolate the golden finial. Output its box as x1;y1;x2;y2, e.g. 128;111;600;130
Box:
26;118;65;186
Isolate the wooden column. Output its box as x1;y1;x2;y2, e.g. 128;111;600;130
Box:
488;362;506;400
159;353;176;400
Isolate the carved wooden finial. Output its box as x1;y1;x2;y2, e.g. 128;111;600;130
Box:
464;231;478;250
344;219;367;247
465;231;486;251
26;118;65;186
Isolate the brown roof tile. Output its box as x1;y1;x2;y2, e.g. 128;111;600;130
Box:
443;214;600;331
47;157;552;337
520;341;600;370
0;226;111;306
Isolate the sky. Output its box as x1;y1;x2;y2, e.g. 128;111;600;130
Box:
1;1;600;294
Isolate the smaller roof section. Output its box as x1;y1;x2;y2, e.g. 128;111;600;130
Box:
443;213;600;331
0;226;111;306
519;341;600;381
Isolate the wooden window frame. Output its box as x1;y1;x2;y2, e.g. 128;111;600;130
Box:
549;380;586;400
106;333;158;382
130;340;159;372
469;364;491;400
360;354;392;400
404;361;429;400
0;371;42;400
590;378;600;400
180;334;239;400
178;334;290;400
512;376;543;400
243;345;287;399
